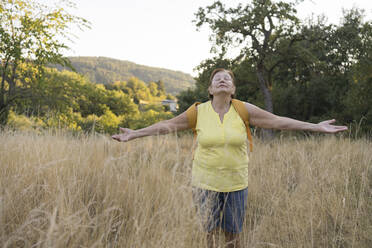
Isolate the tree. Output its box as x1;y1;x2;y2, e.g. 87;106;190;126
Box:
155;80;166;96
104;89;138;116
272;8;372;127
194;0;305;111
194;0;307;138
271;17;338;122
341;10;372;133
127;77;151;102
148;82;159;97
0;0;89;124
166;94;176;100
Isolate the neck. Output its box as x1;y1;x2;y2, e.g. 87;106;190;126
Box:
211;94;232;111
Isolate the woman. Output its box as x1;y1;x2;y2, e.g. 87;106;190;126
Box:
112;68;348;248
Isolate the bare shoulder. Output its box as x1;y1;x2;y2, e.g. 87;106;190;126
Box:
242;101;277;126
243;101;261;115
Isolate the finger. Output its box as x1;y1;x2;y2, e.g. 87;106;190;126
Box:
332;126;348;132
332;125;347;129
327;119;336;124
119;127;127;133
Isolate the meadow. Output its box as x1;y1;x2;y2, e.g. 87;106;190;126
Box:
0;130;371;247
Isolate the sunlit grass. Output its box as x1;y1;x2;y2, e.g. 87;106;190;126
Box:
0;130;371;247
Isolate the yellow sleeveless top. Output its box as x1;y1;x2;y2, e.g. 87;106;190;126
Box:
191;100;249;192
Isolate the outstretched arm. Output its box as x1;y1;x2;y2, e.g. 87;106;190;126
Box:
245;102;348;133
112;111;190;142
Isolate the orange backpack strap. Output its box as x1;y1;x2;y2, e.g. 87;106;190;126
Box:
186;102;201;159
231;99;253;152
185;102;201;132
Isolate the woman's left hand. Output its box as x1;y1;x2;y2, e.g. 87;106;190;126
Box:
317;119;348;133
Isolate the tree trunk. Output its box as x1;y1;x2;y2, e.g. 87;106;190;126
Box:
0;60;8;109
256;64;274;140
0;63;8;126
0;77;5;110
0;106;9;126
8;63;17;97
0;62;17;126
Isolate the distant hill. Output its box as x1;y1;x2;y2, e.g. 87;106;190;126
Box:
52;56;195;95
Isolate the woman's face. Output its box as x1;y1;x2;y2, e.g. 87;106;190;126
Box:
208;70;236;98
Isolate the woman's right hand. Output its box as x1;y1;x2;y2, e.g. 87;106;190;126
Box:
111;127;136;142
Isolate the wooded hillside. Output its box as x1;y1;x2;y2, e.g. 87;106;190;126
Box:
52;56;195;95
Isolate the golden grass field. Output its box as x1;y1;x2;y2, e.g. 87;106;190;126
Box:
0;130;371;247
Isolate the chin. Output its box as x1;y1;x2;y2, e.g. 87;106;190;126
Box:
216;89;232;94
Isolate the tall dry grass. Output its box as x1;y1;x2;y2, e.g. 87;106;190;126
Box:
0;130;371;247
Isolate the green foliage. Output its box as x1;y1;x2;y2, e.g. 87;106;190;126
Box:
7;110;43;131
127;110;173;130
177;2;372;135
105;89;138;116
78;114;99;133
176;88;199;114
141;104;167;113
5;64;175;135
96;108;122;134
194;0;300;59
148;82;159;96
6;0;371;136
193;0;305;136
25;68;87;115
155;80;166;95
127;77;151;102
343;48;372;133
0;0;89;124
272;8;372;128
51;56;195;95
166;94;176;100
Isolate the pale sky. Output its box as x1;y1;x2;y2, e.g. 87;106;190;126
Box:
62;0;372;76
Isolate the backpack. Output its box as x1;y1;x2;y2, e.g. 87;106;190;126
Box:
185;99;253;152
